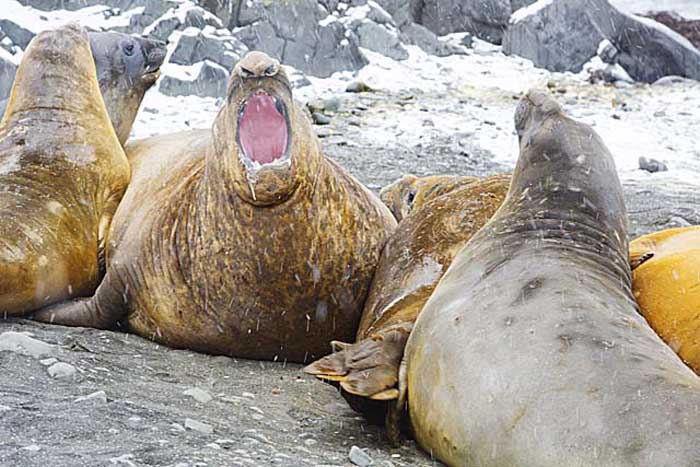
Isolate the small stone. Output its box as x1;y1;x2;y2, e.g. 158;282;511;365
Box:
669;216;692;227
75;391;107;404
183;387;213;404
312;112;331;125
639;157;668;173
346;81;372;93
323;97;341;113
21;444;40;452
304;438;317;446
171;423;186;432
242;392;255;399
40;358;58;366
206;442;221;450
653;110;666;117
185;418;214;434
143;107;159;114
349;445;373;466
306;99;326;113
0;332;54;358
47;362;76;379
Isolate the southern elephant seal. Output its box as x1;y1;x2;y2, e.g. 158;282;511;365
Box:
305;174;510;408
402;90;700;466
0;31;166;146
379;174;478;222
0;24;130;316
35;51;397;363
630;226;700;372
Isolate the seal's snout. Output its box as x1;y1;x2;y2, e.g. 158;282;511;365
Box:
140;37;167;79
237;90;290;166
234;51;281;80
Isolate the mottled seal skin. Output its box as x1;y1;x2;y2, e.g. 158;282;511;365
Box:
630;226;700;372
403;90;700;466
379;174;478;222
0;24;130;316
0;32;166;146
35;52;397;363
305;174;510;406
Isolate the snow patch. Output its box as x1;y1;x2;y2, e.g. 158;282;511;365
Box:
510;0;554;24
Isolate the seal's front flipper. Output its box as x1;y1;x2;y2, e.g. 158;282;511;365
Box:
32;276;125;329
630;241;655;271
304;323;412;399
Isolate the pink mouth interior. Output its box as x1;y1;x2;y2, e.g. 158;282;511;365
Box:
238;92;289;165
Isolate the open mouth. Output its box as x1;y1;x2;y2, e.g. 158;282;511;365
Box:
237;91;290;166
142;64;161;83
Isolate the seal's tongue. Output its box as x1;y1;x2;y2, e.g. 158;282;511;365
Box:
239;93;288;165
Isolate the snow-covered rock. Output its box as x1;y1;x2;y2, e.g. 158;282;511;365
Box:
416;0;512;44
589;0;700;83
503;0;604;73
159;60;229;97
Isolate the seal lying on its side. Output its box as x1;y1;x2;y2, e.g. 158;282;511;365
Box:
379;174;477;222
305;174;510;404
402;89;700;466
630;226;700;372
0;31;166;146
35;52;397;363
0;24;130;316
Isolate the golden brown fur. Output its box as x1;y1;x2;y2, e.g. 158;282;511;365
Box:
0;24;129;316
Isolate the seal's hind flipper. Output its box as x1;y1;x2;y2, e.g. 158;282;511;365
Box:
305;323;412;400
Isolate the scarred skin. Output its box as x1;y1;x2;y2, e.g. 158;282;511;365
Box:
34;52;397;363
0;24;130;316
403;90;700;466
305;174;510;415
379;174;478;222
0;32;166;146
630;226;700;372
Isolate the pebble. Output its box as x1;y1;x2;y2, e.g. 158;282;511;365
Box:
47;362;76;379
170;423;186;432
639;157;668;173
75;390;107;404
349;445;373;466
312;112;331;125
346;80;372;93
183;387;213;404
0;332;54;358
669;216;692;227
653;110;666;117
242;392;255;399
21;444;40;452
40;358;58;366
185;418;214;434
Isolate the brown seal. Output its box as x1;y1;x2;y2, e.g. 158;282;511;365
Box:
401;90;700;466
379;174;478;222
0;24;130;316
34;51;397;363
630;226;700;372
0;32;166;146
304;174;510;423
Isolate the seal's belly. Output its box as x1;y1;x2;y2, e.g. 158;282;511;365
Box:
407;247;700;467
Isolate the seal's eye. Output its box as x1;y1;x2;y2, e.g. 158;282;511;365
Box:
407;189;417;206
124;43;135;57
264;64;278;76
239;67;254;78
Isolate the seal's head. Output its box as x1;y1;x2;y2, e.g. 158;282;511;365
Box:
380;174;419;222
380;174;479;222
89;32;166;145
213;51;314;206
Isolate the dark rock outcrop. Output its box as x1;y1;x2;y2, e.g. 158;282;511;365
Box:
644;11;700;48
415;0;512;43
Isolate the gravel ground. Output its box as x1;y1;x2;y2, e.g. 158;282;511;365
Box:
2;82;699;467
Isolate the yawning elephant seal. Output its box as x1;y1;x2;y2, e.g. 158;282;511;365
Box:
0;31;166;146
0;24;130;316
402;90;700;466
35;51;397;363
630;226;700;372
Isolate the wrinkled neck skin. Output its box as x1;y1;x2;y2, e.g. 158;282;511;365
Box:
1;27;110;135
494;110;631;295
